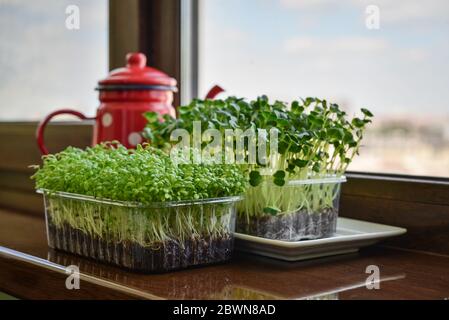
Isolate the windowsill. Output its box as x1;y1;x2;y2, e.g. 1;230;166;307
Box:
0;208;448;300
1;122;449;257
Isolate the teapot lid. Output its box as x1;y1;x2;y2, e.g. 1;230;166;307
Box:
97;53;177;91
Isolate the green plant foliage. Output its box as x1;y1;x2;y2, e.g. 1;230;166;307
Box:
32;142;247;203
32;143;246;245
249;170;262;187
143;96;373;218
143;96;373;178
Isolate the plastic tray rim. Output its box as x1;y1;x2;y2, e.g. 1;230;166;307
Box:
285;175;346;186
37;189;244;208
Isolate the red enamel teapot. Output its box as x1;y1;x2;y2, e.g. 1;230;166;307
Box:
36;52;180;155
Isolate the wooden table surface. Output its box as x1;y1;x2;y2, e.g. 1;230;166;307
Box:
0;208;448;300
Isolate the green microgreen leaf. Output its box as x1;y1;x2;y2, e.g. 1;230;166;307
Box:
31;143;247;203
263;206;281;216
273;178;285;186
352;118;366;128
273;170;285;179
141;94;374;219
361;108;374;117
249;170;263;187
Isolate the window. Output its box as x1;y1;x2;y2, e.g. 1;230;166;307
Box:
0;0;108;120
198;0;449;177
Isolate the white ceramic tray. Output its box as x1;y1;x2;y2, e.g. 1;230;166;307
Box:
234;217;406;261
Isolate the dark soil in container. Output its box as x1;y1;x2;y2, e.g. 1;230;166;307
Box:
236;207;338;241
47;223;234;273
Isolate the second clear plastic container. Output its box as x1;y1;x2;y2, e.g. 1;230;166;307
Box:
236;176;346;241
38;190;242;273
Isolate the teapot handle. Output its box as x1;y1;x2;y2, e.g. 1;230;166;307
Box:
36;109;94;155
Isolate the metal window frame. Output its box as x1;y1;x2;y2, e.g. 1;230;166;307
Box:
180;0;199;104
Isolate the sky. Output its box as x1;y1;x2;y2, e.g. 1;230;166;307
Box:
199;0;449;117
0;0;108;120
0;0;448;121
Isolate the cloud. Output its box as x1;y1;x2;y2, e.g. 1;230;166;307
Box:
279;0;449;23
284;36;389;54
0;0;108;120
196;0;449;120
372;0;449;23
399;48;431;63
280;0;340;9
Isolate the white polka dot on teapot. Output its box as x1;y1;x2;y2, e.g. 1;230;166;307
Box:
128;132;142;146
101;113;113;127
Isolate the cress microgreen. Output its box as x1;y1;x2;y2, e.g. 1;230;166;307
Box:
32;142;246;246
32;142;246;202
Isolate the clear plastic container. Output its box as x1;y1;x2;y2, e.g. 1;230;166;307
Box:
37;190;242;273
236;176;346;241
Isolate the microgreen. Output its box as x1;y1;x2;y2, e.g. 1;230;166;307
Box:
32;143;246;246
32;142;246;203
143;96;373;218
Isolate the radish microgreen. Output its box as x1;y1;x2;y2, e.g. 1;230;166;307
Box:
143;96;373;219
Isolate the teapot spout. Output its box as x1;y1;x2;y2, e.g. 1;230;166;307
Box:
205;85;224;100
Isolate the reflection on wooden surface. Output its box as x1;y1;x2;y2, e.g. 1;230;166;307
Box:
0;209;448;299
